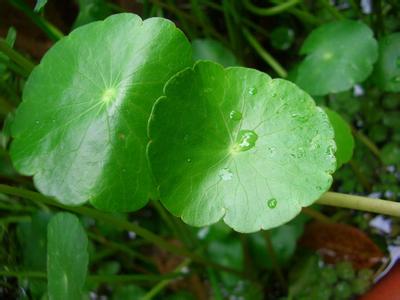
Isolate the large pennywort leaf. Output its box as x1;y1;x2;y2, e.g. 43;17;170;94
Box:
148;61;336;232
10;13;192;211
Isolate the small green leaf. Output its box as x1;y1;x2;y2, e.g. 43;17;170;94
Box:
34;0;48;12
148;61;336;232
323;107;354;169
47;212;88;300
10;13;192;211
372;32;400;92
192;38;238;67
295;20;378;96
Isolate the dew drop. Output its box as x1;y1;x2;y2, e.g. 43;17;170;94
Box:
248;87;257;95
229;110;242;121
219;168;233;181
291;113;308;122
233;130;258;152
267;198;277;209
35;120;40;125
186;158;192;163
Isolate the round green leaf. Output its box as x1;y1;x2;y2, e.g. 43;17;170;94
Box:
372;32;400;92
192;38;238;67
323;107;354;169
148;61;336;232
10;13;192;211
295;20;378;96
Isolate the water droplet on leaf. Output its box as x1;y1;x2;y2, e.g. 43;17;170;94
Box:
248;87;257;95
186;158;192;163
233;130;258;152
291;113;308;122
267;198;277;209
35;120;40;125
229;110;242;121
219;168;233;181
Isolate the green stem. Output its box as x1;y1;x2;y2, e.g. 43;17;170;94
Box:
349;160;372;192
352;128;382;162
207;268;223;300
142;258;190;300
0;215;31;224
0;270;46;278
88;273;181;283
317;192;400;217
242;29;287;78
9;0;64;41
243;0;301;16
290;8;322;25
0;184;243;277
151;200;189;246
0;38;35;74
88;232;155;265
319;0;343;19
0;270;180;283
263;231;286;288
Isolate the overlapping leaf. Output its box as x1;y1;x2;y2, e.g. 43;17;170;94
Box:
148;61;336;232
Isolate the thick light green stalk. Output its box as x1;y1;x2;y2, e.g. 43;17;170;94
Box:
242;29;287;78
0;38;35;74
243;0;301;16
317;192;400;217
